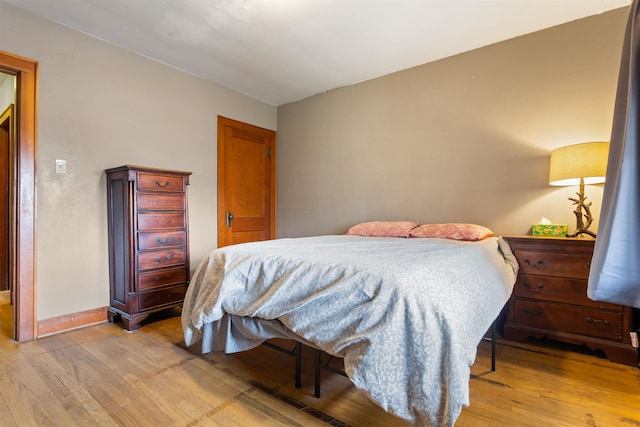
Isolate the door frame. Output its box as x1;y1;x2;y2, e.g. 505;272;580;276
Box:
0;50;37;342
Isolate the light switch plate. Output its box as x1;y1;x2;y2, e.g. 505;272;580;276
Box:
55;159;66;174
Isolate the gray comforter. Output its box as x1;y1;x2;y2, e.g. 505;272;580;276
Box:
182;235;518;425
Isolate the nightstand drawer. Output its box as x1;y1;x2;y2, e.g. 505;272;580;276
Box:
139;284;187;311
138;268;187;291
138;231;186;250
514;300;623;341
514;250;591;279
137;248;186;271
514;274;623;310
137;172;185;192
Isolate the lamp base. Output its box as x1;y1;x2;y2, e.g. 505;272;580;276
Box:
567;228;596;238
567;177;596;238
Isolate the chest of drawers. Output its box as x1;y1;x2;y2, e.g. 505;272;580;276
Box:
504;236;638;366
106;165;192;330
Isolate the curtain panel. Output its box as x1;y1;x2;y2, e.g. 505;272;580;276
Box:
588;0;640;308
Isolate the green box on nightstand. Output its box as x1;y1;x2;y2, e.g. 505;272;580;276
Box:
532;224;568;237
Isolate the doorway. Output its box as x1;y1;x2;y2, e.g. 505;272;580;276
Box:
0;100;12;338
217;116;276;247
0;50;37;342
0;102;12;293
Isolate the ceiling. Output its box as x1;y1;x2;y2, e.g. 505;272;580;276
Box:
4;0;631;106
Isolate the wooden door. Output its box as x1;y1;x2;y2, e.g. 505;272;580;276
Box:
217;116;276;247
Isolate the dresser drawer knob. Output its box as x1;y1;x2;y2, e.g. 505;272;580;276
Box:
523;307;544;317
523;258;544;268
156;237;172;245
522;281;544;292
154;255;171;263
586;317;610;326
155;180;170;188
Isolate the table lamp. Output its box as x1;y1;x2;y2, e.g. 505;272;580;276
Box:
549;142;609;238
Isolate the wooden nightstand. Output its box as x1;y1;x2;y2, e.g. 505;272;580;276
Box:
504;236;639;366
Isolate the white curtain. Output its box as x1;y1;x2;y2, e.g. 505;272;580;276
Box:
588;0;640;308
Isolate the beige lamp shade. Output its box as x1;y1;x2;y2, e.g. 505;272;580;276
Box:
549;142;609;186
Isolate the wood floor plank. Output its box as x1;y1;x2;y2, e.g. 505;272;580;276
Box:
1;350;72;425
27;349;112;426
169;357;253;405
34;337;163;426
0;313;638;426
460;340;640;426
0;291;12;339
124;367;219;424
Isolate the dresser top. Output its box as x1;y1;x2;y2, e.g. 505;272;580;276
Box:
105;165;192;176
504;235;595;251
504;235;595;242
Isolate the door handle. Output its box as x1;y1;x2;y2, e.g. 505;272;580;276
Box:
226;211;233;228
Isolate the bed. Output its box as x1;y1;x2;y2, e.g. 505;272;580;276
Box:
181;231;518;426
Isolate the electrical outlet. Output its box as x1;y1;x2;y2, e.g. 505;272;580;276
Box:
631;331;639;348
55;159;66;174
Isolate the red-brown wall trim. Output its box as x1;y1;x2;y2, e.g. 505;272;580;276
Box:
37;306;108;337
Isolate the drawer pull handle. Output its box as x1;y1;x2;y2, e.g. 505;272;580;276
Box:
523;308;543;317
155;180;170;188
586;317;610;326
522;281;543;292
154;274;172;281
156;237;172;245
154;255;171;263
523;258;544;268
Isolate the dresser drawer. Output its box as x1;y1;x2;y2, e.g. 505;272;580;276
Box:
514;300;623;341
139;284;187;311
138;268;187;291
138;231;186;250
514;250;592;279
137;172;185;192
137;193;185;211
138;212;185;230
137;248;186;271
514;274;623;310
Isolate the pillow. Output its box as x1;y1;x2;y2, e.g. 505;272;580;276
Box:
347;221;419;238
408;223;493;241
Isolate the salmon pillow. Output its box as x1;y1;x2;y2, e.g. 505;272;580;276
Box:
347;221;419;238
408;223;493;241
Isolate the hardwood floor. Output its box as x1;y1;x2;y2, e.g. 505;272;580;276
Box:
0;290;12;339
0;310;638;426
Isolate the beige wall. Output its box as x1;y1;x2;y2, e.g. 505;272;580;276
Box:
0;2;629;323
0;2;276;320
0;73;15;112
277;8;628;238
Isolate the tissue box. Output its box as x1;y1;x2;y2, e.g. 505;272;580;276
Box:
532;224;568;237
